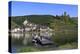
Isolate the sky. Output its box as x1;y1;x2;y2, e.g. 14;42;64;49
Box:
9;1;78;17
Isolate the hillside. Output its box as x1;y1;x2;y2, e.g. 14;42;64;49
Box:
11;21;19;29
11;15;55;26
10;15;78;29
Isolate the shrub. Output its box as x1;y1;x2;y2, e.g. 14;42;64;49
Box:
52;30;78;45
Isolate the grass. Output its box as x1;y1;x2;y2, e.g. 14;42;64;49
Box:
17;46;55;52
16;42;78;52
58;42;78;49
17;46;40;52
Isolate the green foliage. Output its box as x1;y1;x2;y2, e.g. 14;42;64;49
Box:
11;21;19;29
59;42;78;49
11;16;27;26
27;15;54;24
52;26;78;45
18;47;40;52
10;15;57;28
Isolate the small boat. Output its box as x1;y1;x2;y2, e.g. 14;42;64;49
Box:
32;35;54;46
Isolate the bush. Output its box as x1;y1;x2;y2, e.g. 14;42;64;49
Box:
58;42;78;49
52;30;78;45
